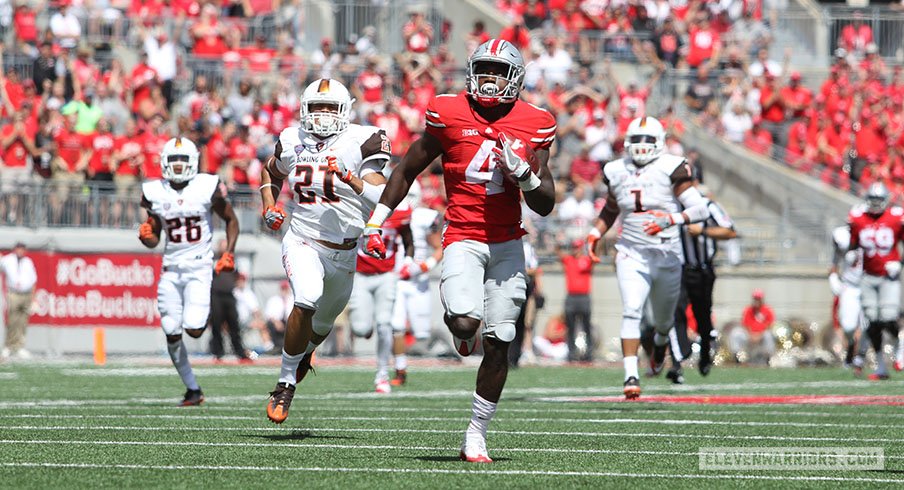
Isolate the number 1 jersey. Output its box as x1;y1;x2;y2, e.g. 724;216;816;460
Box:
424;93;556;246
276;124;391;244
141;173;220;269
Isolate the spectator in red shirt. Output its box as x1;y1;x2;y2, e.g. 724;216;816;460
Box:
371;101;412;157
242;35;276;73
130;52;159;115
112;118;144;207
744;118;773;157
499;15;532;52
226;123;256;191
140;114;169;179
558;239;595;362
50;113;89;224
781;72;813;121
569;145;602;188
839;11;873;58
466;20;491;56
731;289;775;364
351;57;385;120
759;73;786;146
685;13;722;69
0;108;38;223
84;119;116;183
402;9;433;55
13;3;39;49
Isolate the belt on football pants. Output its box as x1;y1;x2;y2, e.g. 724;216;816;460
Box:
316;238;357;250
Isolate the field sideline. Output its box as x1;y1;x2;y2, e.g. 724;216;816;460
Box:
0;361;902;488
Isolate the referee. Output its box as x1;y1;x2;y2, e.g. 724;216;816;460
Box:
668;197;737;383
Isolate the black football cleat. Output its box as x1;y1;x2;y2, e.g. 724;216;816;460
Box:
623;376;641;400
666;367;685;385
650;344;667;376
180;388;204;407
699;348;713;377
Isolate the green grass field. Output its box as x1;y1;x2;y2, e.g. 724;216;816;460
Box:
0;360;902;488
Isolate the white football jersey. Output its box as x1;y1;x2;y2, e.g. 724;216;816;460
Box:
141;173;220;269
603;153;691;253
408;207;441;262
832;226;863;286
276;123;391;244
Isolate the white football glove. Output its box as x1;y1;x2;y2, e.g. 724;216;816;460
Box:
828;272;843;296
493;133;532;181
885;261;902;280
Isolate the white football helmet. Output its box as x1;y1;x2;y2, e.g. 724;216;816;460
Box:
625;116;665;166
300;78;354;137
160;137;199;184
865;182;890;214
466;39;525;107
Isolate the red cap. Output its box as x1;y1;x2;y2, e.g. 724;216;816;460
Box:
571;238;585;249
752;289;764;299
790;71;802;80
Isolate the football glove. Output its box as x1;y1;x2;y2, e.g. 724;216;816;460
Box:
362;224;386;259
586;228;602;263
828;272;843;296
215;252;235;274
326;155;353;183
263;205;286;230
885;261;902;280
138;218;156;241
642;210;679;236
492;132;532;182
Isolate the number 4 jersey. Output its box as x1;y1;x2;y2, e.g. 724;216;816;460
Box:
848;204;904;276
424;92;556;247
276;124;391;244
141;173;220;269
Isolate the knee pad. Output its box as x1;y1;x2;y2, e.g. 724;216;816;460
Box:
621;316;641;340
654;321;673;336
879;306;898;323
312;319;334;337
485;321;516;343
160;315;182;336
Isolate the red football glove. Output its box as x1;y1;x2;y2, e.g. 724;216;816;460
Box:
326;156;353;183
362;225;386;259
263;205;286;230
586;228;602;263
215;252;235;274
642;210;676;236
138;218;156;242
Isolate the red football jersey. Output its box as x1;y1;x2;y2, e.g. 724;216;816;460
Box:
357;204;413;275
849;205;904;276
424;92;556;247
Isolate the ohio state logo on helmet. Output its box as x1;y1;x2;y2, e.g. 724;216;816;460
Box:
466;39;525;107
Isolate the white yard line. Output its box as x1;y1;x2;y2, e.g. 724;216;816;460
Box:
1;404;900;419
0;413;897;430
0;373;17;380
0;462;900;483
2;439;903;460
0;425;900;443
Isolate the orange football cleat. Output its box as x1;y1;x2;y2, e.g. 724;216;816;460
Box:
266;383;296;424
623;376;641;400
390;369;407;386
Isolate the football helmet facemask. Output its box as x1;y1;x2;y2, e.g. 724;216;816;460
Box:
160;137;200;184
625;116;665;166
301;78;354;137
865;182;890;215
466;39;525;107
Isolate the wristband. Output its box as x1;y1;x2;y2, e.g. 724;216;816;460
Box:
368;203;393;227
518;172;541;192
259;183;278;191
668;213;686;225
588;228;602;239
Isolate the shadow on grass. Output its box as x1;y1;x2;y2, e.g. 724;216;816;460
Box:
241;431;356;441
415;456;512;463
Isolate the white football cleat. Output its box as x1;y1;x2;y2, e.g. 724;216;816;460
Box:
452;334;478;357
460;433;493;463
375;380;392;394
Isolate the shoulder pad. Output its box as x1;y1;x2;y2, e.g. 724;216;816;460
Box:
654;154;686;174
832;226;850;246
849;204;866;219
891;206;904;217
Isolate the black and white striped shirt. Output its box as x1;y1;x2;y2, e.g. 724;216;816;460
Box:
679;201;734;269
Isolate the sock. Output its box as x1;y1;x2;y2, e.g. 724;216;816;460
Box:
278;349;306;386
167;340;199;391
466;392;497;439
376;324;393;383
304;341;317;356
395;353;408;371
623;355;639;381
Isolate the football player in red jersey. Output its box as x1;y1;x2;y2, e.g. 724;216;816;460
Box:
848;183;904;379
348;201;414;394
362;39;556;463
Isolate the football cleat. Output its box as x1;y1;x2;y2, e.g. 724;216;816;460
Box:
453;334;478;357
650;344;667;376
699;348;713;377
895;360;903;372
623;376;641;400
666;367;685;385
868;373;890;381
180;388;204;406
460;434;493;463
390;369;407;386
266;382;296;424
375;380;392;394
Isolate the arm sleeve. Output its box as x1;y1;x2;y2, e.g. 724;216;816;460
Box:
707;201;734;229
677;186;710;224
358;159;386;178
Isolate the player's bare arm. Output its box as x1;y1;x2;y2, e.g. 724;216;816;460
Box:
260;141;288;230
138;194;162;248
211;185;239;254
400;222;415;259
587;192;619;262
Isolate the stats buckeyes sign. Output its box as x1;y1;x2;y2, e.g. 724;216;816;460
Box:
24;252;161;328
